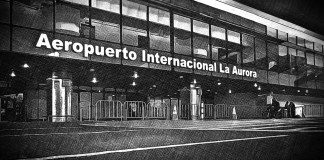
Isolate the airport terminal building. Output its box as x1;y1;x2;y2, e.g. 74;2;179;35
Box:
0;0;323;122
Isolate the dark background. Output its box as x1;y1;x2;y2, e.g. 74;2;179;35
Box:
233;0;324;36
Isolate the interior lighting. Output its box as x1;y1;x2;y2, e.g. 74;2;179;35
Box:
132;81;136;86
133;71;139;78
228;89;232;94
23;63;30;68
217;82;221;85
10;71;16;77
91;77;98;83
254;83;258;87
193;79;197;84
297;90;300;93
258;86;261;90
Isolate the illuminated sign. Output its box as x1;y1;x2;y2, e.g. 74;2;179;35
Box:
36;33;257;78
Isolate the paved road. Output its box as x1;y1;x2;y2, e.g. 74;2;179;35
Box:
0;118;323;160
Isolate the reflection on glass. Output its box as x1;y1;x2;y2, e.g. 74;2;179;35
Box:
55;1;89;36
174;14;191;55
149;7;170;51
297;37;304;47
267;43;278;71
211;25;225;40
267;27;277;38
278;45;288;72
227;30;240;44
0;1;10;23
255;39;267;69
314;43;323;52
193;20;209;58
305;40;314;50
122;0;147;47
227;43;241;65
63;0;89;5
13;0;53;31
278;30;287;41
315;55;323;67
92;0;120;43
242;34;254;67
211;39;226;61
306;52;314;65
288;34;296;44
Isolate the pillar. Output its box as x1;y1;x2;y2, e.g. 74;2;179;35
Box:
46;72;72;122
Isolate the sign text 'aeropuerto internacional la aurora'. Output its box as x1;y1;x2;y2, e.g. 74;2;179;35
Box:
35;33;257;78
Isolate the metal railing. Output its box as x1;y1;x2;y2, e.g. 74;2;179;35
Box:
303;105;324;117
145;101;168;119
95;100;123;121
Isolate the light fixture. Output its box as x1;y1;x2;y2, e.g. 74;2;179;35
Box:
90;68;95;72
228;89;232;94
207;89;211;92
10;71;16;77
132;81;136;86
23;63;30;68
179;76;183;79
193;79;197;84
254;82;258;87
258;86;261;90
91;77;98;83
305;89;308;93
297;89;300;93
153;84;156;88
217;82;221;85
133;71;139;78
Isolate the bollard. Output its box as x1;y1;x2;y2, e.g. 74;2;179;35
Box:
172;105;178;120
232;107;237;119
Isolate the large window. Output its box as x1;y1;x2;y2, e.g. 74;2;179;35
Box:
174;14;191;55
193;20;210;59
267;42;278;71
13;0;53;31
297;37;304;47
0;0;10;24
255;39;267;69
55;1;89;36
92;0;120;43
314;43;323;52
305;40;314;50
306;52;315;65
315;54;323;67
278;45;289;72
122;0;147;47
227;30;240;44
211;26;226;61
278;30;287;41
267;27;277;38
242;34;254;67
149;7;170;52
288;34;296;44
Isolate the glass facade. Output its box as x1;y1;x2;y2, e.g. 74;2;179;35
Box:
0;0;323;91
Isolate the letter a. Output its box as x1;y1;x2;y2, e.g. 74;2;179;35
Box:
36;33;51;49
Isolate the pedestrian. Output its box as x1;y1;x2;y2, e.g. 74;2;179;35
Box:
285;101;291;118
271;98;280;118
289;102;296;118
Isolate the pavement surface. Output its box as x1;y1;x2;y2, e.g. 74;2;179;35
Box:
0;118;323;160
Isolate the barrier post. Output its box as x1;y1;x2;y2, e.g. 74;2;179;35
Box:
172;105;178;120
232;106;237;119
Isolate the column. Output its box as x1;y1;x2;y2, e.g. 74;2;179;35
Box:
46;71;72;122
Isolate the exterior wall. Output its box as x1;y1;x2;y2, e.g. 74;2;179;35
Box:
214;93;258;106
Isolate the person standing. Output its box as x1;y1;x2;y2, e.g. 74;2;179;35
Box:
285;101;291;118
289;102;296;118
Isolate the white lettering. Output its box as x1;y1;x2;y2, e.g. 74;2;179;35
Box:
52;39;63;50
84;44;94;57
36;33;51;48
105;48;115;57
72;42;83;53
129;51;137;60
160;56;167;65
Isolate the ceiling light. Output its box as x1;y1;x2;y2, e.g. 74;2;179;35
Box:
10;71;16;77
193;79;197;84
258;86;261;90
254;83;258;87
91;77;98;83
179;76;183;79
153;85;156;88
297;90;300;93
228;89;232;94
132;81;136;86
23;63;30;68
217;82;221;85
207;89;211;92
305;89;308;93
133;71;139;78
90;68;95;72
